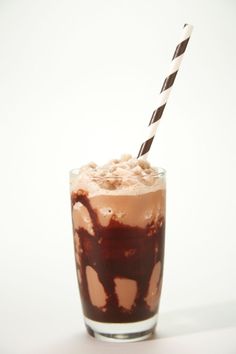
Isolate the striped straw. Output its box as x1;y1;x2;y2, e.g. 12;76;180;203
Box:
137;24;193;159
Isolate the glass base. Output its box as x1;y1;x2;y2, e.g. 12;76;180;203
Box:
84;315;157;342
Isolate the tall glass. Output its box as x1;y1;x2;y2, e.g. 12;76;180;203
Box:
70;167;166;342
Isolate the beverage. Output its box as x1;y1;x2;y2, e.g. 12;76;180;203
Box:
70;154;166;341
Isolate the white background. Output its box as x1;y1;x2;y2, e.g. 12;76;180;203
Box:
0;0;236;353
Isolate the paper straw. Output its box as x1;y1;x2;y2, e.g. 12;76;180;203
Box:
137;24;193;159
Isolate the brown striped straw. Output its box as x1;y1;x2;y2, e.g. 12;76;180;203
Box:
137;23;193;159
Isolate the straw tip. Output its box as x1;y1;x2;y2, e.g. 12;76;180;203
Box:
183;23;194;36
184;23;194;30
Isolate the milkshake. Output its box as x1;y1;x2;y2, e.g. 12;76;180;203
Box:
70;154;166;341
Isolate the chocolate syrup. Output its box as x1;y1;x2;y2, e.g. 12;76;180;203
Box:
71;190;165;323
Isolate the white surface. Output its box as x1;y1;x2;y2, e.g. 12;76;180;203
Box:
0;0;236;353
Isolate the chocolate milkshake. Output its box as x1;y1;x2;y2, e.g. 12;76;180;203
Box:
70;154;166;341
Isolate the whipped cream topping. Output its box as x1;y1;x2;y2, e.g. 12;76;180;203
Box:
70;154;164;195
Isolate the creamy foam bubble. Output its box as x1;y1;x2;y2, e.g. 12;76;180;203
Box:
70;154;164;196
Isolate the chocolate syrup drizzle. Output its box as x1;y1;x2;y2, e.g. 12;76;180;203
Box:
71;190;165;323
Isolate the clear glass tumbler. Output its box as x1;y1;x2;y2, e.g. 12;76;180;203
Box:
70;167;166;342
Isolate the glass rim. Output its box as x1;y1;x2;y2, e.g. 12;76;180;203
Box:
70;166;166;180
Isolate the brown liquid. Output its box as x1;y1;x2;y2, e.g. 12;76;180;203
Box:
71;189;165;323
